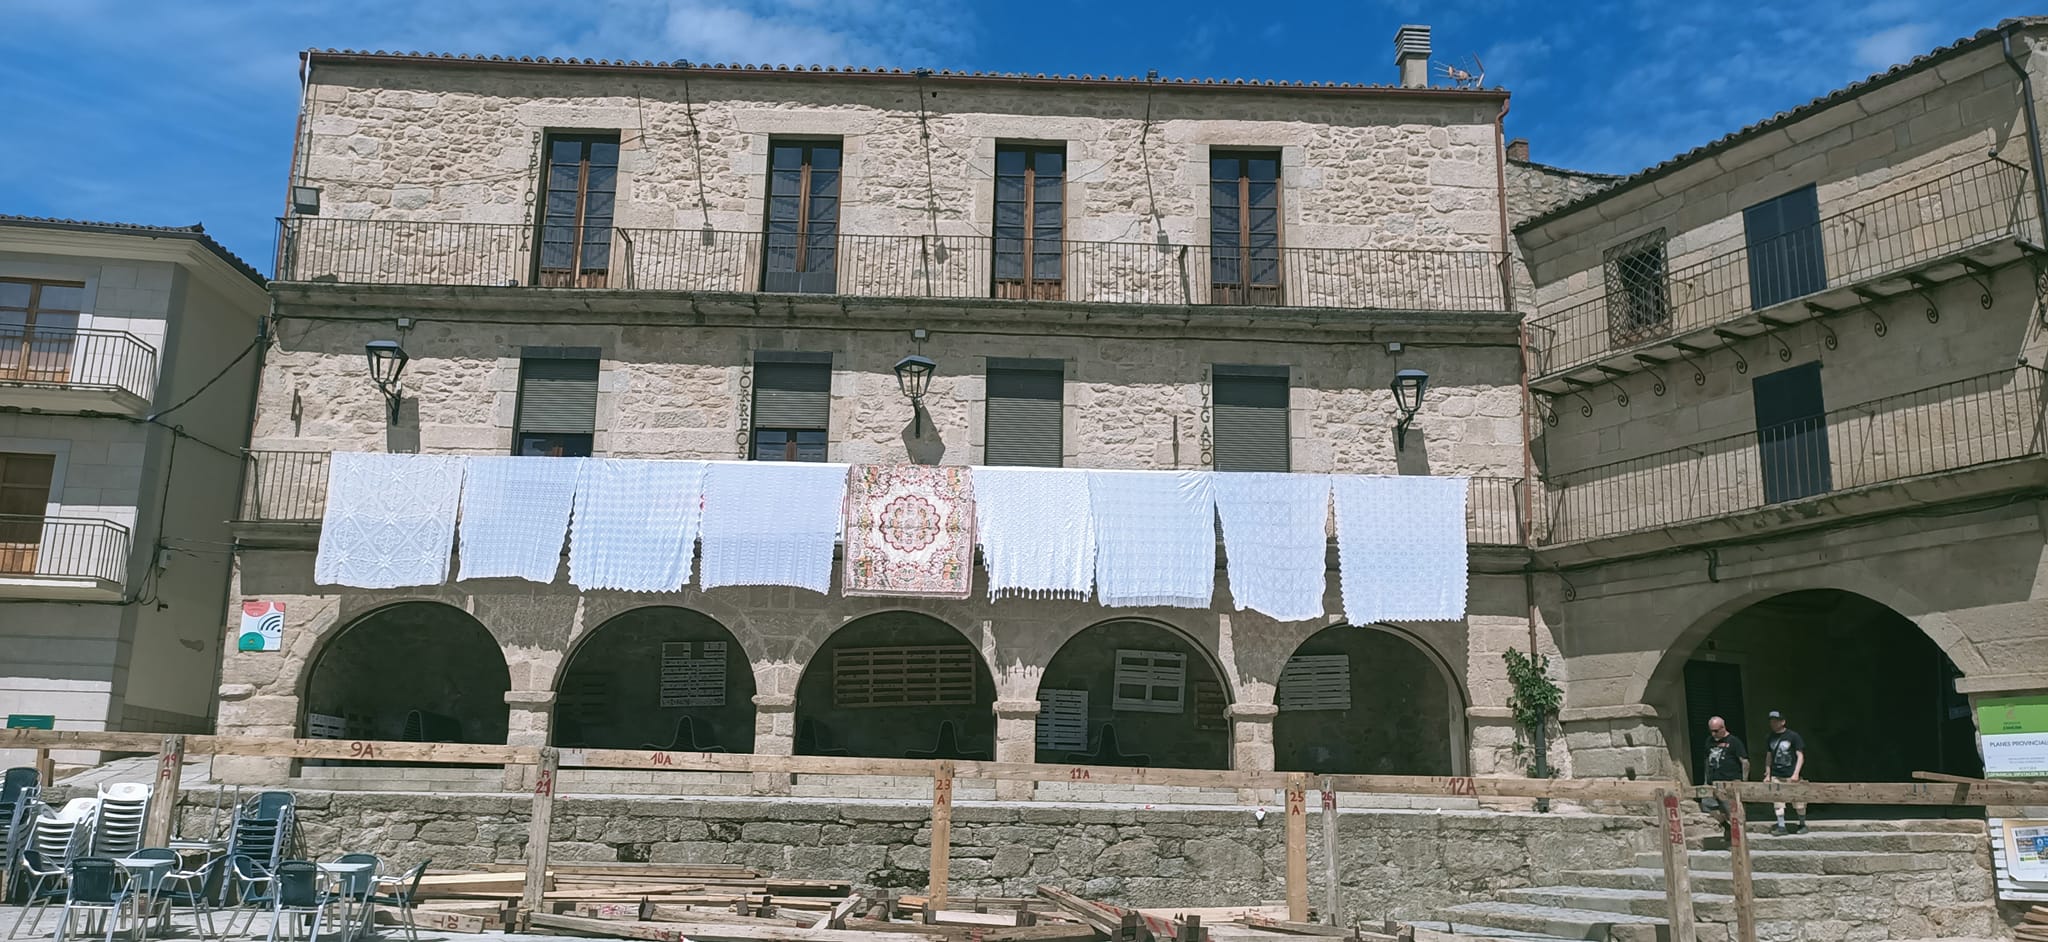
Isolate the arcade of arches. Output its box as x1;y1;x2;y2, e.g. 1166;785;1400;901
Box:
302;602;510;745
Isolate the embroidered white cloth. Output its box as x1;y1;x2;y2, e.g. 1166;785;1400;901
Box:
699;461;848;593
1212;472;1332;622
314;452;465;588
1088;470;1216;609
1333;474;1468;623
567;459;706;592
973;467;1096;600
455;457;581;583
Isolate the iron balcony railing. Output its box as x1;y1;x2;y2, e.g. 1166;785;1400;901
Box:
277;217;1510;313
1528;160;2035;377
0;326;159;402
1543;367;2045;544
241;449;1527;546
0;514;131;584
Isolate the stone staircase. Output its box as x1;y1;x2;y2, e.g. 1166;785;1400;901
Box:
1408;819;2000;942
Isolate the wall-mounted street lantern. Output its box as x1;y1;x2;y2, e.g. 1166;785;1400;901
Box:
1391;368;1429;451
893;354;937;436
365;340;410;423
291;185;322;216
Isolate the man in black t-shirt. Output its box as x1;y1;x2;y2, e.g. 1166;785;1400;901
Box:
1697;715;1749;838
1764;710;1807;834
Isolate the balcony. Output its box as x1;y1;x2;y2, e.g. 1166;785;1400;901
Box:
275;218;1512;314
0;515;131;600
238;449;1528;548
0;327;159;414
1542;367;2045;551
1527;160;2039;392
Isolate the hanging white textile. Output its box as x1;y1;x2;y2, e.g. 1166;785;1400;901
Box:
1087;470;1216;609
456;456;581;583
972;467;1096;600
1212;472;1332;622
698;461;848;593
1333;474;1468;623
314;452;465;588
567;459;706;592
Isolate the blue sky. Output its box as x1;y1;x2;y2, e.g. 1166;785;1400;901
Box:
0;0;2032;273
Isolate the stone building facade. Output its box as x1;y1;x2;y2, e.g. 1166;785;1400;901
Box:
221;45;1545;786
0;217;269;767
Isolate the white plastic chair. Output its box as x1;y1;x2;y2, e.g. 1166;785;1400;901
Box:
32;799;99;866
90;783;150;856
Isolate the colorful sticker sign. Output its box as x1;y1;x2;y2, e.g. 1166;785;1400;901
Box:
237;601;285;652
1980;695;2048;779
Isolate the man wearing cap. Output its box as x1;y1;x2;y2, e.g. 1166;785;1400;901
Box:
1764;710;1807;834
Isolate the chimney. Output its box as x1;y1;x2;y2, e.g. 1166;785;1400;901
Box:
1506;138;1530;162
1395;24;1431;88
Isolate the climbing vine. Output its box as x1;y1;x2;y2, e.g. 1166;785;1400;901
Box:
1503;647;1563;776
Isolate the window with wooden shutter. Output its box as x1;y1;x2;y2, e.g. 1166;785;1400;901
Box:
1744;185;1826;310
514;352;598;457
984;357;1063;467
1112;649;1186;713
993;144;1066;300
752;353;831;461
536;133;620;287
762;140;843;294
1035;688;1089;751
660;640;728;708
833;645;979;708
1753;361;1831;503
0;452;54;574
1277;654;1352;711
1212;364;1289;472
0;279;83;384
1210;151;1282;305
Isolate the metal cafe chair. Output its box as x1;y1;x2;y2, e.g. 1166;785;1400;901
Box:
264;860;329;942
363;859;430;942
7;849;68;939
50;856;124;942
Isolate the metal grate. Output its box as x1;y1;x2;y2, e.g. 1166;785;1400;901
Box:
1603;228;1671;346
1112;649;1187;714
1277;654;1351;711
833;645;979;708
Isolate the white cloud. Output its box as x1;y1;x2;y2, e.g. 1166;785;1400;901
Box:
1853;22;1936;71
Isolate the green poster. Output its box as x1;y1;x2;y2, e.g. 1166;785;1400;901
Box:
1979;696;2048;735
5;715;55;730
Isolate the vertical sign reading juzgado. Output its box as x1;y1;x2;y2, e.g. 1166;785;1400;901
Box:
1978;695;2048;778
237;601;285;652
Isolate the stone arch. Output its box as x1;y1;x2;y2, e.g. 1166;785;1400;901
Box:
301;601;511;744
1035;617;1235;770
1273;623;1467;775
1643;587;1982;787
793;611;997;760
551;606;757;753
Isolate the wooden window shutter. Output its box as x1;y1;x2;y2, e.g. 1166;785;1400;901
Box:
985;358;1064;467
1112;649;1186;713
1035;688;1089;751
753;354;832;430
1212;365;1290;472
1277;654;1352;711
516;358;599;434
833;644;978;708
659;641;728;708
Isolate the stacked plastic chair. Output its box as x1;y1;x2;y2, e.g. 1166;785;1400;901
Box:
30;798;97;867
226;791;295;872
0;768;40;903
88;782;151;856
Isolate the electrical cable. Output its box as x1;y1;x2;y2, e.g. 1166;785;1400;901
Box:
148;335;262;423
676;64;715;231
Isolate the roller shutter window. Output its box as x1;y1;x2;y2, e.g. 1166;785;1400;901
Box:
1212;364;1290;472
984;358;1064;467
514;356;598;458
753;354;831;462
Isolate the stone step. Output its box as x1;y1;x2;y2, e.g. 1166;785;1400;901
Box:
1433;902;1671;942
1787;818;1986;834
1408;919;1589;941
1497;887;1730;918
1630;848;1961;874
1704;829;1982;852
1559;866;1855;897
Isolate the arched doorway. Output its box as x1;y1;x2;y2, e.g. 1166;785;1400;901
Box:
302;602;510;744
1034;619;1231;769
1273;624;1463;775
1652;589;1981;792
553;607;756;752
793;612;995;760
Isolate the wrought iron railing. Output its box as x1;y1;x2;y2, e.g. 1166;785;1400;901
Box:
1528;160;2035;377
1543;367;2045;544
241;448;1526;546
277;218;1510;312
0;515;131;583
0;326;158;402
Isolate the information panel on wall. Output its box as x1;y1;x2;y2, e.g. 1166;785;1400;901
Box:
1979;695;2048;778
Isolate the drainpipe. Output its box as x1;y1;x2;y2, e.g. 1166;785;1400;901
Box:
2001;29;2048;243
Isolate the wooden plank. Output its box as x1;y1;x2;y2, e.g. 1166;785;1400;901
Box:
844;919;1099;942
929;911;1029;928
1284;773;1309;923
1736;779;2048;805
1037;887;1121;936
34;747;53;787
578;903;809;927
1911;771;1998;785
1239;915;1346;936
816;895;868;930
528;912;950;942
1718;785;1757;942
396;909;486;933
524;746;561;912
1318;778;1338;927
142;735;184;848
1654;791;1698;942
930;762;955;910
420;873;532;891
0;728;535;764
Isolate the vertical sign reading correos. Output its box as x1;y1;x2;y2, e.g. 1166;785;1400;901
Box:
1978;695;2048;778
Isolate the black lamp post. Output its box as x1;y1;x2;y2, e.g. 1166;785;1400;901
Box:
365;340;410;423
893;354;937;436
1391;368;1429;451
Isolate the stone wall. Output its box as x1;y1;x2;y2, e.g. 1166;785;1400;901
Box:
1503;159;1618;226
171;788;1654;921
